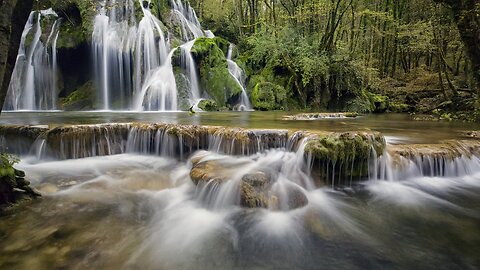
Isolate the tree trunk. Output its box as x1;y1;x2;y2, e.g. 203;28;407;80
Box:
433;0;480;95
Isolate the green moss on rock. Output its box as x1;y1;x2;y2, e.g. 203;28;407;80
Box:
191;37;242;107
0;153;40;211
198;99;218;111
61;81;95;110
251;82;286;110
304;131;385;183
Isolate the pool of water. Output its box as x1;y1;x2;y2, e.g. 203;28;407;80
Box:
1;111;478;143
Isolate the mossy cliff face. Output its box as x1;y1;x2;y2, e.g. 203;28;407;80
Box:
191;37;243;107
37;0;96;49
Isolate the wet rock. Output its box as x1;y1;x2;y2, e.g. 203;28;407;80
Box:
0;155;40;211
283;112;358;120
241;172;271;188
190;160;227;184
239;181;269;208
277;185;308;210
197;99;218;111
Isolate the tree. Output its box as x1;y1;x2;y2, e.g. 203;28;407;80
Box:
433;0;480;94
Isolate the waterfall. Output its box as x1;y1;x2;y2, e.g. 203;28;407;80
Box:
170;0;204;40
3;9;60;111
180;40;201;104
227;44;251;111
6;0;222;111
92;0;137;110
133;50;178;111
91;0;211;111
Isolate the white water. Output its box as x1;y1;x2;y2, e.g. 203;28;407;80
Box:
3;9;60;111
227;44;251;111
180;40;201;104
10;140;480;269
90;0;215;111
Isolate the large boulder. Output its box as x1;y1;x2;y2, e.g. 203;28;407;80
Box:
191;37;243;107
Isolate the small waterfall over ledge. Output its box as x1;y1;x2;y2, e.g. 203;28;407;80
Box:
4;9;60;111
2;123;479;187
227;44;251;111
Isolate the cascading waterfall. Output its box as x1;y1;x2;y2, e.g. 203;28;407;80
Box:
3;9;60;111
227;44;251;111
5;0;241;112
170;0;204;40
91;0;210;111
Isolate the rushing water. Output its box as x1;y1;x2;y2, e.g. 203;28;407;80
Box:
1;152;479;269
0;112;479;269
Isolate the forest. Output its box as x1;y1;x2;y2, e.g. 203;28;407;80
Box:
189;0;480;119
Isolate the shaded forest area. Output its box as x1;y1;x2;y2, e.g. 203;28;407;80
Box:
193;0;480;120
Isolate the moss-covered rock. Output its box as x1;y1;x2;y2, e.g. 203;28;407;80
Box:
38;0;96;49
304;131;385;184
61;80;95;110
0;153;40;211
197;99;218;111
191;37;243;107
251;82;286;111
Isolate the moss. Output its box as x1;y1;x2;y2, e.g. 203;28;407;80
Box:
345;89;374;113
251;82;286;111
191;37;242;107
40;0;96;48
198;99;218;111
61;81;95;110
369;93;389;113
388;102;411;113
0;154;40;210
304;131;385;182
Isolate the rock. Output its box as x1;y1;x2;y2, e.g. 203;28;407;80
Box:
1;159;40;210
277;185;308;210
239;181;269;208
197;99;218;111
190;160;227;184
241;172;271;187
61;81;95;110
191;37;243;107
